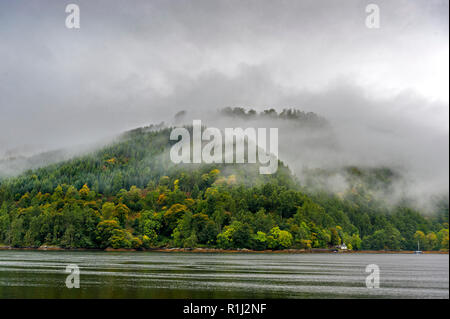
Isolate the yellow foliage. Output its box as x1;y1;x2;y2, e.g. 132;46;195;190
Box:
213;177;227;186
227;175;237;185
157;193;167;205
205;187;218;197
106;158;116;164
165;204;188;216
79;184;90;198
210;169;220;175
300;239;312;249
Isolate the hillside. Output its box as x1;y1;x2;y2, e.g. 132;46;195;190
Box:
0;109;448;251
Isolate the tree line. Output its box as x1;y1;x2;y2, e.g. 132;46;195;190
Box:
0;121;448;251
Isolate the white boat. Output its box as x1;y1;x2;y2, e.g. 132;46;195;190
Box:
414;240;423;254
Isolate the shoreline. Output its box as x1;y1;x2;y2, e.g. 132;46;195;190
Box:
0;246;448;254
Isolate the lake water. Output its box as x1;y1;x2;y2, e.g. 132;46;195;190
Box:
0;251;448;299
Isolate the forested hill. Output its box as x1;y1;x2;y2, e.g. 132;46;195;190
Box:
0;110;448;251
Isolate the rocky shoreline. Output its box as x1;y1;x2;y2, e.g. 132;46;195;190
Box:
0;245;448;254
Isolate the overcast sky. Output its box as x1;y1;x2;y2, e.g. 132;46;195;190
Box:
0;0;448;194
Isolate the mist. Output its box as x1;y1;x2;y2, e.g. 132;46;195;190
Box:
0;0;448;208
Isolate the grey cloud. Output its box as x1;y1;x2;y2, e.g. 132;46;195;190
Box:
0;0;448;204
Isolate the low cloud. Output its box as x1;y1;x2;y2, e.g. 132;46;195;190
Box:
0;0;448;208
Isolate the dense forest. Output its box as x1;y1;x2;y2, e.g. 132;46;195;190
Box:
0;109;448;251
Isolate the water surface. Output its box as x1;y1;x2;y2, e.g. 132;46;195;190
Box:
0;251;447;298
